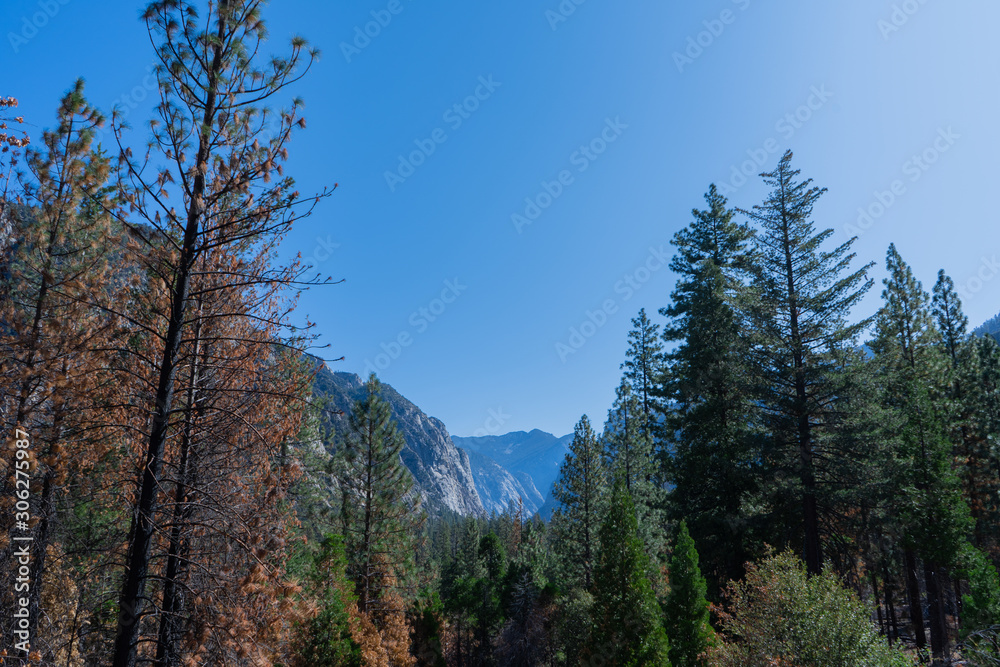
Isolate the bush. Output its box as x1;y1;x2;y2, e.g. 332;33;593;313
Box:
712;551;913;667
961;546;1000;638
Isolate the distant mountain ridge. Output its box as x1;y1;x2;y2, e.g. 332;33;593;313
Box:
463;448;545;516
452;429;572;517
974;311;1000;343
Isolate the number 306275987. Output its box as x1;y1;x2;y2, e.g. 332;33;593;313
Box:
13;428;31;521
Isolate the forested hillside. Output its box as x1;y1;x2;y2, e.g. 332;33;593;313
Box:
1;2;999;666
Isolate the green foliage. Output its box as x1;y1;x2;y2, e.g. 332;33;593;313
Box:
660;184;761;593
715;552;914;667
741;151;874;575
555;588;594;667
409;593;447;667
871;246;972;567
961;545;1000;637
296;536;362;667
552;415;607;590
586;478;671;666
602;377;667;567
621;307;664;435
663;521;716;666
339;373;425;613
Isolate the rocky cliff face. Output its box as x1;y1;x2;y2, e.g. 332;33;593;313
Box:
452;429;572;518
463;448;545;516
312;364;484;517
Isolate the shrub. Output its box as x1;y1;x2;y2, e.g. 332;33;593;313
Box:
712;551;913;667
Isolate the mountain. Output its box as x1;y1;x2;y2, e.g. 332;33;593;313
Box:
312;363;484;517
452;429;572;518
463;448;545;515
974;311;1000;343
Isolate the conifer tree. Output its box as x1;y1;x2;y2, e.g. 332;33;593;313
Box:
340;374;425;618
551;415;607;590
870;244;972;661
622;308;664;437
663;520;716;666
741;151;873;576
586;477;671;666
968;333;1000;555
296;535;363;667
660;184;759;591
107;1;329;663
933;270;999;550
0;81;115;656
602;378;666;566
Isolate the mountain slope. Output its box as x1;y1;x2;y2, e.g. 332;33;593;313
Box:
452;429;571;517
463;448;545;515
312;364;484;517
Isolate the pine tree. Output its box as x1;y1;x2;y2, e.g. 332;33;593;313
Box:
551;415;607;591
0;81;116;657
602;378;666;568
586;477;671;666
933;270;999;551
296;535;363;667
340;374;425;618
870;244;972;660
663;520;717;666
622;308;664;437
660;184;760;592
969;333;1000;558
108;1;329;663
741;151;873;576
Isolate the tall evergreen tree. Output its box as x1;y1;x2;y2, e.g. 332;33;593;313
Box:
340;374;425;618
602;378;666;568
870;245;972;661
933;270;999;550
660;183;760;592
741;151;873;576
969;333;1000;558
663;521;717;666
551;415;607;590
586;477;671;666
622;308;664;437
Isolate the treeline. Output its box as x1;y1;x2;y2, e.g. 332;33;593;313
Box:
410;153;1000;666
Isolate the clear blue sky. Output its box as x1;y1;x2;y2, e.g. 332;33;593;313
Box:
4;1;999;437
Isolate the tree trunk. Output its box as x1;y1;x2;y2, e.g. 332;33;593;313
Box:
905;549;926;648
883;560;899;645
111;9;225;664
924;561;949;663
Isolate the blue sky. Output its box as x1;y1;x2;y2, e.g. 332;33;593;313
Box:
3;0;999;437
